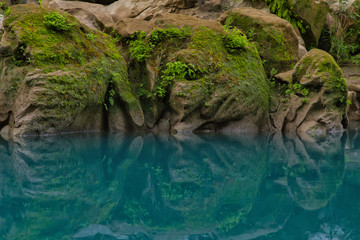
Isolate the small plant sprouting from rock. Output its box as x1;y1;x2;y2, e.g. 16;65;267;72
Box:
86;32;97;42
223;28;250;53
43;11;73;32
285;83;309;97
156;61;197;98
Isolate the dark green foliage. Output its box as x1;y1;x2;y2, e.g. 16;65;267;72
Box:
43;11;73;32
0;2;10;16
129;39;153;62
250;0;306;33
327;1;360;62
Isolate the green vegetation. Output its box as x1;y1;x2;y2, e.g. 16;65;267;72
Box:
127;28;191;62
223;28;250;53
156;61;197;98
327;1;360;62
284;83;309;97
0;2;10;16
250;0;307;32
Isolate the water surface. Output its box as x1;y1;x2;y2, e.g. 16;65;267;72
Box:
0;132;359;240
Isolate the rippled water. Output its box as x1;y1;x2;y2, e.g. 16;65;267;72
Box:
0;132;359;240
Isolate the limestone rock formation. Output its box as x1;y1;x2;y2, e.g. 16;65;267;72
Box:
0;4;143;138
271;49;348;139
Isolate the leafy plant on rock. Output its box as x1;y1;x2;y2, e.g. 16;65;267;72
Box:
156;61;197;98
43;11;73;32
223;28;249;53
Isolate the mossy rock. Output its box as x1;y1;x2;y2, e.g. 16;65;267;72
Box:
293;49;347;99
219;8;299;75
123;13;270;133
0;4;142;137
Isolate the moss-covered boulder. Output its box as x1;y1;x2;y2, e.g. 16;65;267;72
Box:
219;8;299;75
0;4;142;137
121;13;270;134
271;49;348;139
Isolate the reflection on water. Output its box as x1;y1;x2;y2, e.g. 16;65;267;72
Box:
0;132;359;240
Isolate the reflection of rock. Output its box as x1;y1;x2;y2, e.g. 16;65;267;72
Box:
0;133;348;239
270;133;345;211
226;182;293;239
73;224;127;239
108;133;269;237
344;131;360;186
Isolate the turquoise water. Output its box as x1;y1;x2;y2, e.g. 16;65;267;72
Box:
0;132;359;240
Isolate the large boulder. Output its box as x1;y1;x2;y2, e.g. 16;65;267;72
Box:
0;5;143;138
271;49;348;139
120;13;270;134
219;8;299;74
106;0;198;22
